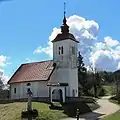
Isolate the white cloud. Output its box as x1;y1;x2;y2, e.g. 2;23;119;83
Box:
0;69;4;77
104;36;119;47
1;75;9;85
0;55;7;67
0;69;9;88
0;55;11;86
33;15;120;72
33;27;61;57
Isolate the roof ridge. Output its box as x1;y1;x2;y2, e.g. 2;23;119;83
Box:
22;59;52;65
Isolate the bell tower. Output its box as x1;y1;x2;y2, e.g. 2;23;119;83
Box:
52;3;79;68
51;3;79;97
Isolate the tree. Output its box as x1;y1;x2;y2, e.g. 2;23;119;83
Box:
87;65;103;97
0;77;4;90
93;72;101;97
78;51;87;95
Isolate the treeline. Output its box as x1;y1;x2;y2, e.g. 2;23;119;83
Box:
0;78;9;99
78;51;119;97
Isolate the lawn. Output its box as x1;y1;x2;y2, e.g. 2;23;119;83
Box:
103;110;120;120
0;100;99;120
102;85;116;96
0;102;67;120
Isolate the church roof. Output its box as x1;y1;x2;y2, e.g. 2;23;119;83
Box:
8;60;55;84
52;33;79;43
52;9;79;43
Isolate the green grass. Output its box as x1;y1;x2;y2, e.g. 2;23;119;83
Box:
102;110;120;120
0;102;67;120
0;99;100;120
102;85;116;96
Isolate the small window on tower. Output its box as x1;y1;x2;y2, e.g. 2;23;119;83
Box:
61;46;63;54
59;47;61;55
72;46;75;54
58;46;63;55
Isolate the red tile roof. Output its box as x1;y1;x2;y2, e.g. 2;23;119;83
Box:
8;60;55;84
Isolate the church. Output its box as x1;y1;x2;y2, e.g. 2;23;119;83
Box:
8;12;79;103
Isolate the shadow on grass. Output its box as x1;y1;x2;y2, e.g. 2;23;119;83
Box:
49;101;100;118
62;101;92;117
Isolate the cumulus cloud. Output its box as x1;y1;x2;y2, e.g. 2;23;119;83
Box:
33;15;120;72
0;55;7;67
0;69;9;84
0;55;11;86
33;27;61;57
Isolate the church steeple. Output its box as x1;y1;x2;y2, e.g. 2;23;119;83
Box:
61;2;69;34
52;2;79;43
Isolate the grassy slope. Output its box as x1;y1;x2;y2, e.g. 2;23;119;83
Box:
0;101;99;120
0;102;67;120
102;85;116;96
103;111;120;120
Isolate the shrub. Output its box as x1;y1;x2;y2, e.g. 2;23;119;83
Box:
98;87;107;96
62;101;92;117
21;109;38;118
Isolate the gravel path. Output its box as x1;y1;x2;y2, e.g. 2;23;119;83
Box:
62;96;120;120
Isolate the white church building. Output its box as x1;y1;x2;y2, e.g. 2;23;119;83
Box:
8;13;79;102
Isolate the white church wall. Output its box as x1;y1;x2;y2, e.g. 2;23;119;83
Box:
69;68;78;97
50;68;70;96
10;81;49;99
52;39;78;98
10;83;20;99
50;68;70;83
53;39;78;63
37;81;49;97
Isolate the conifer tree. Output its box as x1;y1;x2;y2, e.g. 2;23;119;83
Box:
78;51;87;88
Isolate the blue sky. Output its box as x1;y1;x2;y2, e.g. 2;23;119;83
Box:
0;0;120;80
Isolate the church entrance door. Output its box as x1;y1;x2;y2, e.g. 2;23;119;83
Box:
52;89;63;102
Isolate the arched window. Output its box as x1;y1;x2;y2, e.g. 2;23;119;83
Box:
72;89;75;97
27;83;31;86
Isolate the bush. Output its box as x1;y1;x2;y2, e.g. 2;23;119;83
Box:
21;109;38;118
62;101;92;117
98;88;107;96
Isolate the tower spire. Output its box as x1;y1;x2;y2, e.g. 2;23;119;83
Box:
61;2;69;33
63;2;67;25
64;2;66;18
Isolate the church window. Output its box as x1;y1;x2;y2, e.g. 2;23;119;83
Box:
61;46;63;54
58;46;64;55
59;47;61;55
72;89;75;97
72;46;75;54
27;83;31;86
14;88;16;94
